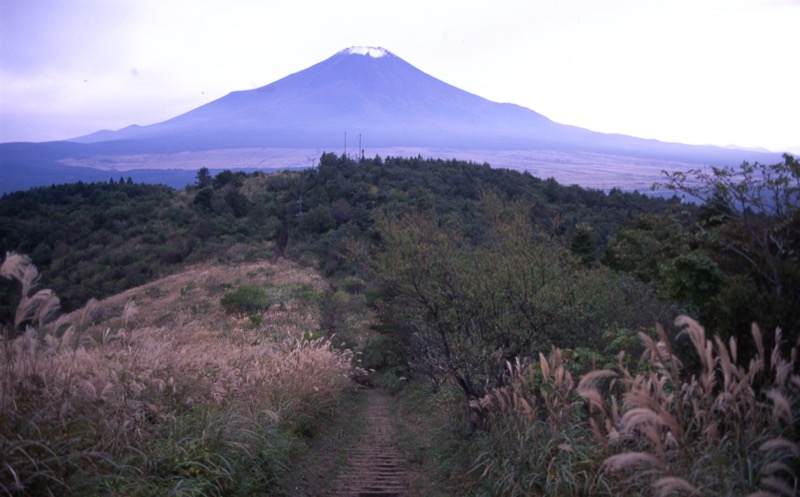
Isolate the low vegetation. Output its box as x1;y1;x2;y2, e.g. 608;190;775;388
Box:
467;317;799;496
1;152;798;495
1;253;354;496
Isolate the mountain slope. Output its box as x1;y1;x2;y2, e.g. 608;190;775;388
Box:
73;47;557;151
68;47;781;163
1;46;784;194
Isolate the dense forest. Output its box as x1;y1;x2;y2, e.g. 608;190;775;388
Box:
1;155;671;323
2;153;799;496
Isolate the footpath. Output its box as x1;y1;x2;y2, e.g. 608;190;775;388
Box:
331;389;408;496
279;387;412;497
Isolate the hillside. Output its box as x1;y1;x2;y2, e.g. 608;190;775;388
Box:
5;152;798;336
0;254;366;495
2;153;799;496
0;155;676;318
59;256;327;336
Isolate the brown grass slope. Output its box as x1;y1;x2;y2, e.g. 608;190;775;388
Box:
1;253;355;496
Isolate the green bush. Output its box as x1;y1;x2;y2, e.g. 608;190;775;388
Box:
339;276;366;294
220;285;272;316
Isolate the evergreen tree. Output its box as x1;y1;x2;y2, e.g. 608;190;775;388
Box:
195;167;212;189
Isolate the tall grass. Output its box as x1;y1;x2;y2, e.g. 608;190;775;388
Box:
1;253;355;496
469;353;611;496
1;252;60;332
469;316;799;496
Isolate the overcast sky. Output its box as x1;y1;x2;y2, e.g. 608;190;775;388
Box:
1;0;798;153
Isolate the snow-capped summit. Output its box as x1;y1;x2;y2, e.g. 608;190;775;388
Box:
342;46;391;58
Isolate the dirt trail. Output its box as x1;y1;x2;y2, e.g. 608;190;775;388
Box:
331;389;409;497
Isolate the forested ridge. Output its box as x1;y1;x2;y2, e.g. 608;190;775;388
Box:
0;154;670;315
2;152;799;496
3;153;797;341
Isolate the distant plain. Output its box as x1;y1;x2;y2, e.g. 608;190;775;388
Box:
56;146;700;193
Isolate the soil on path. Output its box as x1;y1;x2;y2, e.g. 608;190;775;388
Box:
280;388;412;497
331;388;409;497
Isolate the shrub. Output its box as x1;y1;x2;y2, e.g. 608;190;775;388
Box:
339;276;366;294
220;284;271;316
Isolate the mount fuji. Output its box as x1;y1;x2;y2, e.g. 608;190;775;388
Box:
72;46;564;152
0;46;783;193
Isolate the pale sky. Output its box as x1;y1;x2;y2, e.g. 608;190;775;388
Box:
1;0;798;153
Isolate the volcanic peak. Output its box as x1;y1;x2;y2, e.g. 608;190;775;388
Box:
341;46;391;58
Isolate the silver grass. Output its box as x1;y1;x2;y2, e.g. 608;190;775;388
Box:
579;388;606;413
80;298;99;328
603;451;664;472
752;322;766;374
761;475;797;497
762;462;795;478
14;289;59;328
765;389;792;425
675;316;707;359
760;438;800;458
652;476;698;496
714;335;734;391
577;369;618;391
122;300;138;328
19;264;39;295
32;290;60;326
0;252;30;282
771;327;783;376
619;407;666;434
539;351;549;379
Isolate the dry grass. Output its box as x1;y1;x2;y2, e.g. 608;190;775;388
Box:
591;317;799;496
468;316;799;496
1;255;354;496
584;317;800;496
64;256;326;333
1;252;60;330
469;353;611;495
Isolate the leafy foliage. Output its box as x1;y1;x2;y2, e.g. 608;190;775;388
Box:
220;284;272;316
0;178;273;318
656;154;800;338
1;154;677;320
369;195;674;399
